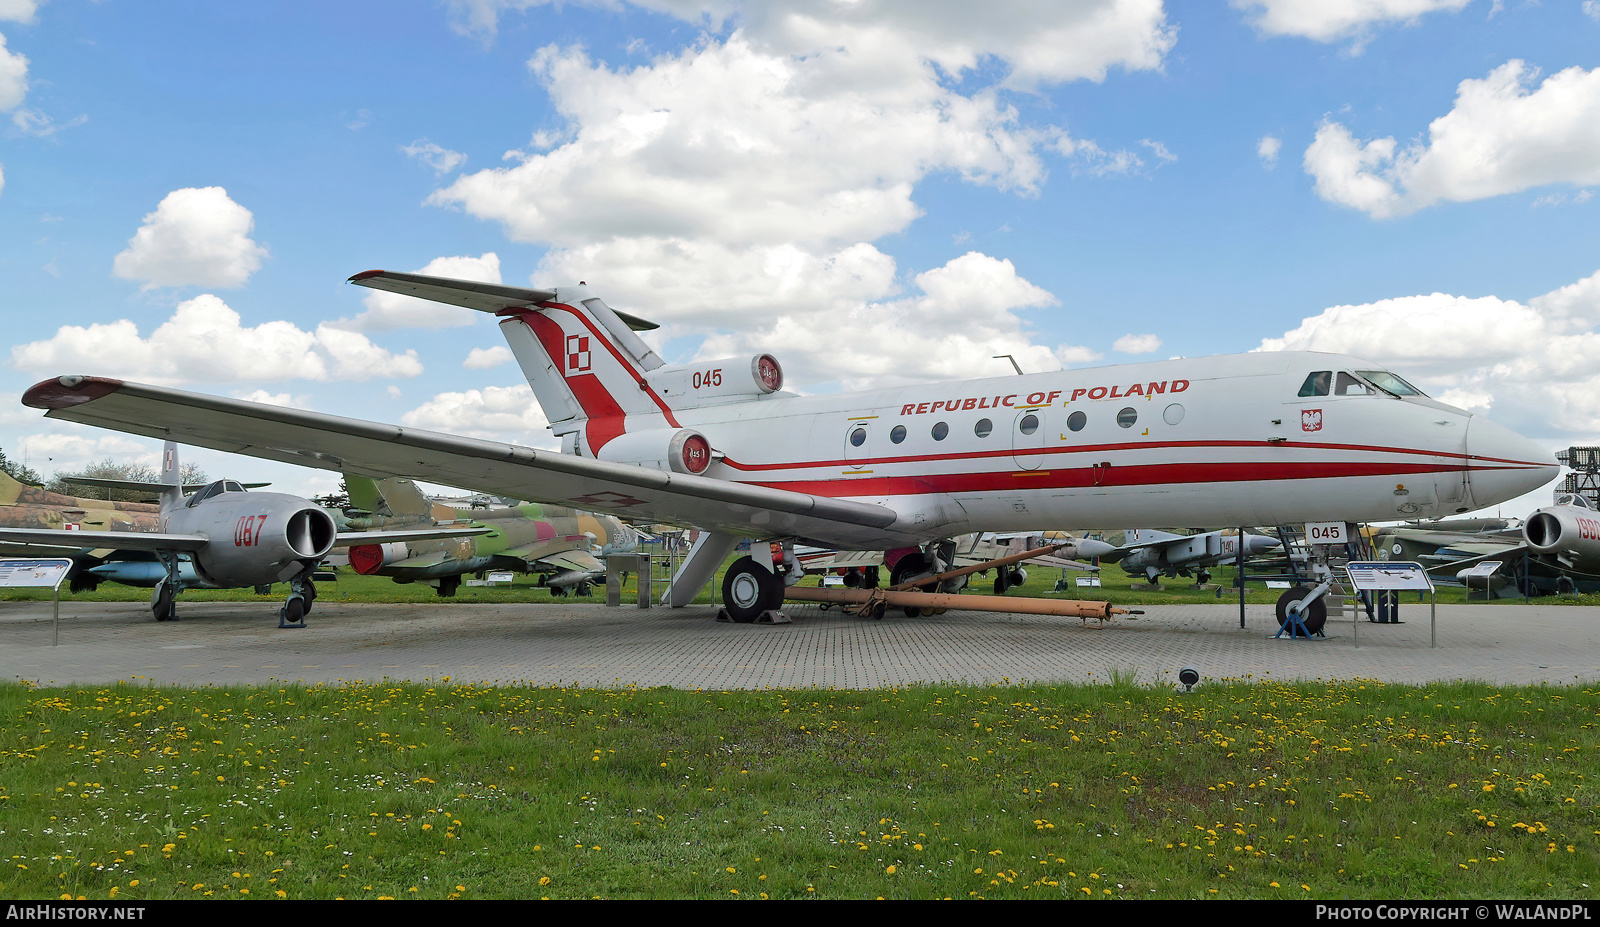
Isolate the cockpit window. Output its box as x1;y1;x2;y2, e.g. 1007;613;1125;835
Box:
1558;494;1592;510
1355;370;1427;398
1334;372;1375;396
1298;371;1331;397
186;479;246;507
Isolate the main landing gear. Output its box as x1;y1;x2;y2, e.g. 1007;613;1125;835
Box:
722;556;783;623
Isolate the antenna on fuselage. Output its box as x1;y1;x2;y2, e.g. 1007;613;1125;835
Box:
993;355;1024;376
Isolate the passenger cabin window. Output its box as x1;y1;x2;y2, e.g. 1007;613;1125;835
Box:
890;425;907;444
1298;371;1331;397
931;422;950;441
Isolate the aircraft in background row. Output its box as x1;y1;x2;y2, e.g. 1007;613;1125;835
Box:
796;531;1113;594
0;443;485;626
21;270;1558;622
1106;527;1282;586
333;474;639;597
1378;494;1600;596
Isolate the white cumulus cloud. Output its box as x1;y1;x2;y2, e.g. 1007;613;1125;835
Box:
402;139;468;175
1232;0;1471;46
1305;60;1600;218
0;1;40;24
464;345;513;369
0;30;27;111
695;252;1087;393
429;2;1167;398
11;294;423;384
1257;135;1281;168
1113;333;1162;354
401;384;553;446
111;187;268;288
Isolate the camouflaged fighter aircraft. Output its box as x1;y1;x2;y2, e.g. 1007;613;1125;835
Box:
1;465;166;591
334;474;639;597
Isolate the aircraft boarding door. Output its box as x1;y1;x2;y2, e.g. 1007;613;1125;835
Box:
1012;409;1046;471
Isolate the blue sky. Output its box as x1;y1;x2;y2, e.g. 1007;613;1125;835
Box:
1;0;1597;517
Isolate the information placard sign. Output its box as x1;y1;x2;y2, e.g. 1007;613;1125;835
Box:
0;559;73;588
1345;561;1434;591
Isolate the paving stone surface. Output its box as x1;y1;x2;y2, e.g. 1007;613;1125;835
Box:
3;598;1594;689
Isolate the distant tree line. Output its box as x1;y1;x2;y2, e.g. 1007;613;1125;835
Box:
1;448;206;503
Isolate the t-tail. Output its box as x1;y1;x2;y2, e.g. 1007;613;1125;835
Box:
348;271;786;473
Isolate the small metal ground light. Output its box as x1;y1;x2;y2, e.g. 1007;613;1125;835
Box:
1178;666;1200;693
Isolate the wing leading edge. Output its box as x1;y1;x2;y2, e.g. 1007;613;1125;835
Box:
22;376;901;547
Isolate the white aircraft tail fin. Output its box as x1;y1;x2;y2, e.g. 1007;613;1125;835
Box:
349;271;786;459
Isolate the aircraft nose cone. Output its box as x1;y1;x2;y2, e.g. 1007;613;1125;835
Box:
1466;416;1558;509
1076;538;1117;559
1248;536;1282;554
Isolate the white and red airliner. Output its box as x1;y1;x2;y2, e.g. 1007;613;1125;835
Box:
23;273;1558;621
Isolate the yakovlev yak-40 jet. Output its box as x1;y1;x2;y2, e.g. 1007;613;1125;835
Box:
22;272;1558;622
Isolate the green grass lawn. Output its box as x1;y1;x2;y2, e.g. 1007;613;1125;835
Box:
0;678;1593;900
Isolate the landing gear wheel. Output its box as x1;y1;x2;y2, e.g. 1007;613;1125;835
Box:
1196;570;1211;586
1275;586;1327;636
152;584;176;622
994;571;1009;596
436;575;460;598
280;595;307;629
576;582;592;597
723;556;781;623
891;552;933;618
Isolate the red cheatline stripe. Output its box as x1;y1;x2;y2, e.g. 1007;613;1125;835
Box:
748;459;1477;498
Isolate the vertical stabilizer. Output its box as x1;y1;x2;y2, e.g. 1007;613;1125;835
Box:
158;441;186;511
347;475;434;519
494;284;670;454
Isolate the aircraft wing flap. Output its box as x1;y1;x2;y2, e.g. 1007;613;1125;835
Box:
0;527;209;552
23;377;901;546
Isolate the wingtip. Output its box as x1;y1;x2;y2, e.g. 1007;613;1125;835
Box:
23;376;125;410
348;269;387;283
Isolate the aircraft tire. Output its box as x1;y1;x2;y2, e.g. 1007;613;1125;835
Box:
282;596;306;627
723;556;780;624
1274;586;1327;636
891;552;932;617
994;573;1009;596
153;585;176;622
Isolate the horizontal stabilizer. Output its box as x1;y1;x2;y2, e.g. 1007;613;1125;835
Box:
348;271;659;331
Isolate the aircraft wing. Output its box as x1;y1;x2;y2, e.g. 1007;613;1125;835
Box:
490;538;606;574
334;526;491;547
23;377;900;547
0;526;209;552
